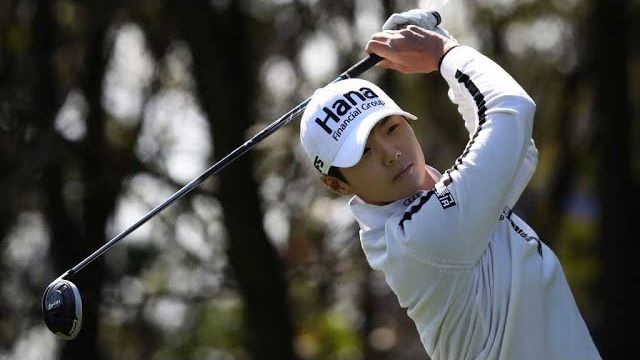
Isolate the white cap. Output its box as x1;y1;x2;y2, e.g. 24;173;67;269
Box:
300;78;417;174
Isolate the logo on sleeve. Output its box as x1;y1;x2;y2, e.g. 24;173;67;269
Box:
434;182;456;209
498;206;512;221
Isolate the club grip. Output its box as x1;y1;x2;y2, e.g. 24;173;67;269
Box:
341;53;383;79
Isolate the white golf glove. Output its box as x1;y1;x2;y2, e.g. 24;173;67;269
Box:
382;9;456;41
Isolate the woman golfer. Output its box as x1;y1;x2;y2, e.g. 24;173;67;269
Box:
299;10;601;360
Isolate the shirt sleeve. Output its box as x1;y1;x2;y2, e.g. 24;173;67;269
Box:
444;48;539;209
392;46;537;265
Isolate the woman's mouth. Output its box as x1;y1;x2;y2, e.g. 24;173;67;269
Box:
393;163;413;181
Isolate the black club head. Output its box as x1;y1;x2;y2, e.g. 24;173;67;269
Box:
42;279;83;340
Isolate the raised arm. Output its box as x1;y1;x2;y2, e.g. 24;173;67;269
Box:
367;27;536;264
444;56;538;209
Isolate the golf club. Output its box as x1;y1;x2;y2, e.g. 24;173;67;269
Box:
42;53;384;340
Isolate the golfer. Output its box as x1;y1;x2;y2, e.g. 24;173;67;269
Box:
299;10;601;360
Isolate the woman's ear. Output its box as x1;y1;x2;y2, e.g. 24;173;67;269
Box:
321;175;354;196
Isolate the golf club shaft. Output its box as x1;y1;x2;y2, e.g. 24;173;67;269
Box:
61;53;383;280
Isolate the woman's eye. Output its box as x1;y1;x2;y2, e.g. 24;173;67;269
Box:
388;124;398;133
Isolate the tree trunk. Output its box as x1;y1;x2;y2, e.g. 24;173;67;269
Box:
589;0;636;358
43;0;117;358
30;1;101;358
167;1;297;359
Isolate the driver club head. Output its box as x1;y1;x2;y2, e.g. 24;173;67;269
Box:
42;279;83;340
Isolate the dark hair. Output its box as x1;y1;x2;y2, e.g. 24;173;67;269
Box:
328;166;348;183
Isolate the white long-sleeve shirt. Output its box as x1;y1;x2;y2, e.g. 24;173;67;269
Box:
349;46;601;360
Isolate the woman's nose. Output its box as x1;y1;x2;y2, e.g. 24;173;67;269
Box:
383;147;402;166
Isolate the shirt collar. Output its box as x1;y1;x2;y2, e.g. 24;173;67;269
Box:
348;165;442;232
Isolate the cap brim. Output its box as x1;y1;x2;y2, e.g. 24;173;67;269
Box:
332;110;417;169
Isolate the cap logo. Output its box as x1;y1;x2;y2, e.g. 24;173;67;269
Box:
313;156;325;172
314;87;380;136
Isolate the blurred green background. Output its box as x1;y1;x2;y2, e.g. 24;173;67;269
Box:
1;0;638;359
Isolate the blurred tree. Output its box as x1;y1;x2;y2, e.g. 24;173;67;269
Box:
165;0;297;359
589;0;637;357
38;0;128;358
